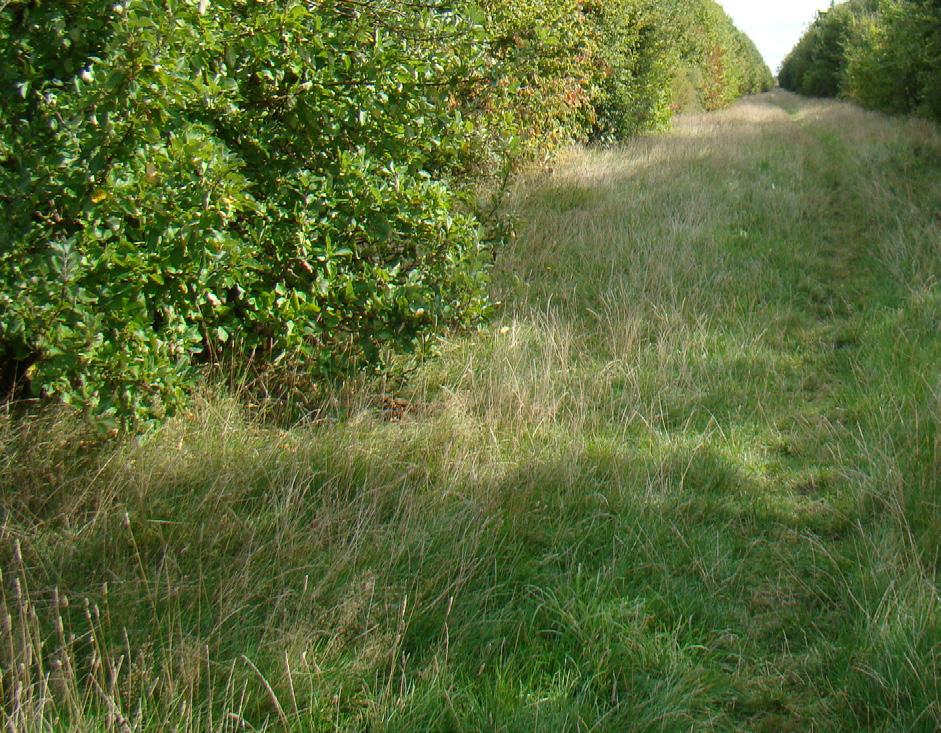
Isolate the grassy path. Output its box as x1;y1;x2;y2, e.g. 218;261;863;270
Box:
3;92;940;731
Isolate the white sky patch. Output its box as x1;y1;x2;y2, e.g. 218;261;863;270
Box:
718;0;836;73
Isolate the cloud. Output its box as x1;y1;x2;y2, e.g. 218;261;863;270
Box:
718;0;834;72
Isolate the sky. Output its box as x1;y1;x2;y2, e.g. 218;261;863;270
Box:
718;0;835;73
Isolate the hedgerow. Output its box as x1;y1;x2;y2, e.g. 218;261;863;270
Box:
667;0;773;112
1;0;493;425
0;0;771;425
779;0;941;122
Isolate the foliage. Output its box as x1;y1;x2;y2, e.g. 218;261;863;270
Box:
780;0;941;122
463;0;773;149
0;0;492;425
0;0;770;424
588;0;677;138
667;0;774;111
778;1;872;98
844;0;941;119
584;0;773;135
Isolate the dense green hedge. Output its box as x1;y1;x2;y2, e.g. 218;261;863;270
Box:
666;0;773;112
0;0;770;424
780;0;941;121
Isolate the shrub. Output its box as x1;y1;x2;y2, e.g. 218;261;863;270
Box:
785;3;864;98
0;0;771;425
844;0;941;118
666;0;773;112
780;0;941;122
473;0;596;157
0;0;491;424
588;0;676;140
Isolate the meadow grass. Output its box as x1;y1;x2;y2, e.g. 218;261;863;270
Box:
2;91;940;731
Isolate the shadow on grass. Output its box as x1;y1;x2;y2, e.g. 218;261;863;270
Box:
3;410;915;731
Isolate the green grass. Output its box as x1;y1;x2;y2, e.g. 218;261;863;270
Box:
2;91;940;731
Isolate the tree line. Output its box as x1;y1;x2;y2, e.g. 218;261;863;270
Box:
0;0;772;425
779;0;941;121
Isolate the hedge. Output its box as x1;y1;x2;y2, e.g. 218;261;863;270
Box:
0;0;771;425
780;0;941;122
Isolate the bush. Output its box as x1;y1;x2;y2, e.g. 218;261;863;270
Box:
0;0;491;424
588;0;676;139
0;0;770;425
779;2;866;98
669;0;774;110
844;0;941;118
780;0;941;122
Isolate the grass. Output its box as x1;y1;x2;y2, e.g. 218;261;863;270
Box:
2;90;940;731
